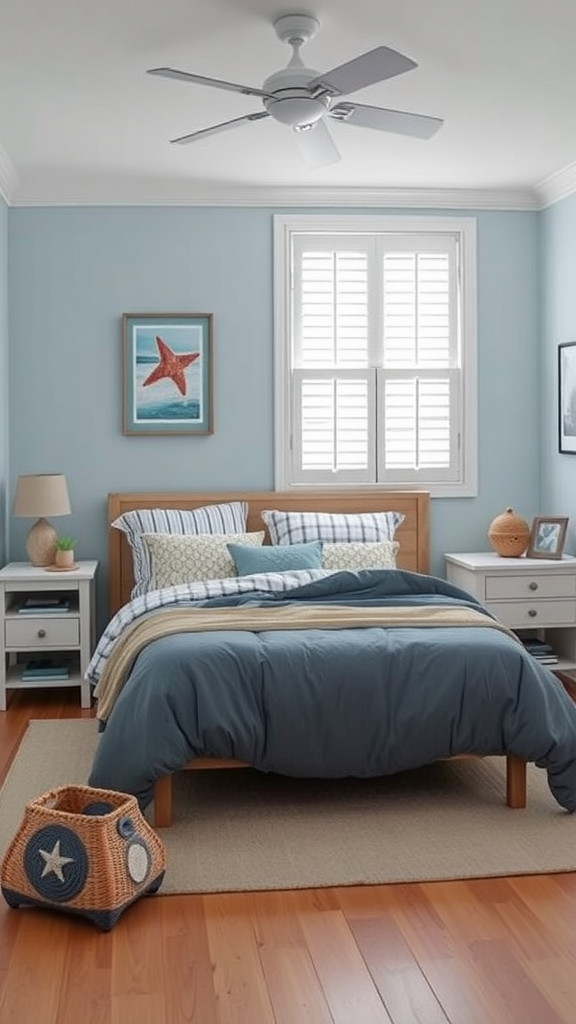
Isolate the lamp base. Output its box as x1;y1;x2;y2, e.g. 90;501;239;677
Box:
26;518;58;567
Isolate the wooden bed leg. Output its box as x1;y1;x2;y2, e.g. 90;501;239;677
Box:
506;754;527;808
154;774;173;828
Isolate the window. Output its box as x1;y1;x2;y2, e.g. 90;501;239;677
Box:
273;215;477;497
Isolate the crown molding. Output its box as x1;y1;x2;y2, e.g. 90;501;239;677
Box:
533;160;576;209
0;144;18;205
8;184;540;210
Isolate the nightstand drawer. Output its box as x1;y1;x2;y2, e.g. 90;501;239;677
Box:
5;617;80;647
485;574;576;601
487;599;576;628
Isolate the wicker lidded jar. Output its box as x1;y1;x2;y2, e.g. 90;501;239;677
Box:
488;507;530;557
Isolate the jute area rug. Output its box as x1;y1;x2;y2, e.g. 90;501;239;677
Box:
1;719;575;895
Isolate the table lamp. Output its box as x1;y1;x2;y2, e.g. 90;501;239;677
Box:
12;474;72;566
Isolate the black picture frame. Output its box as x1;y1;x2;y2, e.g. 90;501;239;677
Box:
558;340;576;454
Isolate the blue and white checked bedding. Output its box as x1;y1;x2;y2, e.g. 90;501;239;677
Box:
86;568;333;683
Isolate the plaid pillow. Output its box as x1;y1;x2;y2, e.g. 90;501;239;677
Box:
261;509;404;546
111;502;248;597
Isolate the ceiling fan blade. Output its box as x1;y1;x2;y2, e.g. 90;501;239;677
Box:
147;67;274;100
171;111;269;145
329;102;443;139
294;119;341;168
308;46;416;99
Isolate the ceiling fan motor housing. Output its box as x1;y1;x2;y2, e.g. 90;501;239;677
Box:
263;13;328;128
262;65;329;127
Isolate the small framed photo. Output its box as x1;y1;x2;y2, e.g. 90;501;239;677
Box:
527;516;569;560
122;313;213;435
558;340;576;454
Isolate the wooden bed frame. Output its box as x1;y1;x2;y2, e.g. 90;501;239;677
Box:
106;489;527;825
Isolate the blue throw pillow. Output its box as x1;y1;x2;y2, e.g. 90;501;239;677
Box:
228;540;323;575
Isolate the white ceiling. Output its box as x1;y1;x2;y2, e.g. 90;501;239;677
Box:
1;0;575;207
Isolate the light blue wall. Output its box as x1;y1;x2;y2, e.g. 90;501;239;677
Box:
0;195;8;567
7;205;541;615
541;192;576;549
432;209;541;557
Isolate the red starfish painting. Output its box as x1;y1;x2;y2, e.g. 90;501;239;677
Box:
143;336;200;396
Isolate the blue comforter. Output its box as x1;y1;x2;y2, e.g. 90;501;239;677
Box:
88;569;576;810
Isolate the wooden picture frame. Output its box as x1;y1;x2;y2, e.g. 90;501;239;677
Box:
122;313;213;436
527;516;569;560
558;340;576;454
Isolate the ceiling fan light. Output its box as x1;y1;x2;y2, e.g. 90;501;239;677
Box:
264;95;327;127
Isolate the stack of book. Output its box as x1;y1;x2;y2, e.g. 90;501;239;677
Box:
21;658;71;682
18;595;70;614
520;638;559;665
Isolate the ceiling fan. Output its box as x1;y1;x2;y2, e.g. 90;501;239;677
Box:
147;12;443;167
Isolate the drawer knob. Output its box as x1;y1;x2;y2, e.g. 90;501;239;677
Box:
529;581;538;591
37;628;47;638
527;609;537;618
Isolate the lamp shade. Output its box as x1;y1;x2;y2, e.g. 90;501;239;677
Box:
13;474;71;518
12;474;72;566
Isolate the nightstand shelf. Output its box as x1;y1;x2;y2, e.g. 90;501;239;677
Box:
4;657;77;690
0;560;98;710
445;551;576;676
6;595;81;616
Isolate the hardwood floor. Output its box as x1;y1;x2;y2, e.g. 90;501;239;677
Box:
1;692;576;1024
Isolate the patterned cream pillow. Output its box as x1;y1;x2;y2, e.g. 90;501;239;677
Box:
142;532;265;588
322;540;399;571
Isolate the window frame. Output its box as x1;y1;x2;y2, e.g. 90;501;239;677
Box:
273;214;478;498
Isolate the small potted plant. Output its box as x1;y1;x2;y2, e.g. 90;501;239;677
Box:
54;536;76;569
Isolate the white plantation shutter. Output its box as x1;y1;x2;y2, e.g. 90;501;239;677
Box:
377;239;460;483
378;370;460;482
294;241;372;368
294;369;375;481
291;235;375;483
274;216;477;497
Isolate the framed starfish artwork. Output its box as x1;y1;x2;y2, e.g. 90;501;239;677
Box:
122;313;213;435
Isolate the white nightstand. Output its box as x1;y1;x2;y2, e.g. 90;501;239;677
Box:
445;551;576;675
0;560;98;710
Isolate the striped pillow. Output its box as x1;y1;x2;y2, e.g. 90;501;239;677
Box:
261;509;404;546
111;502;248;596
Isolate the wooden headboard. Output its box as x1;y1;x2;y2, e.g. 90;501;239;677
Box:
108;489;430;616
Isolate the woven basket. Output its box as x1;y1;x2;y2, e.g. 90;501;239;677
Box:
488;507;530;557
0;784;166;930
